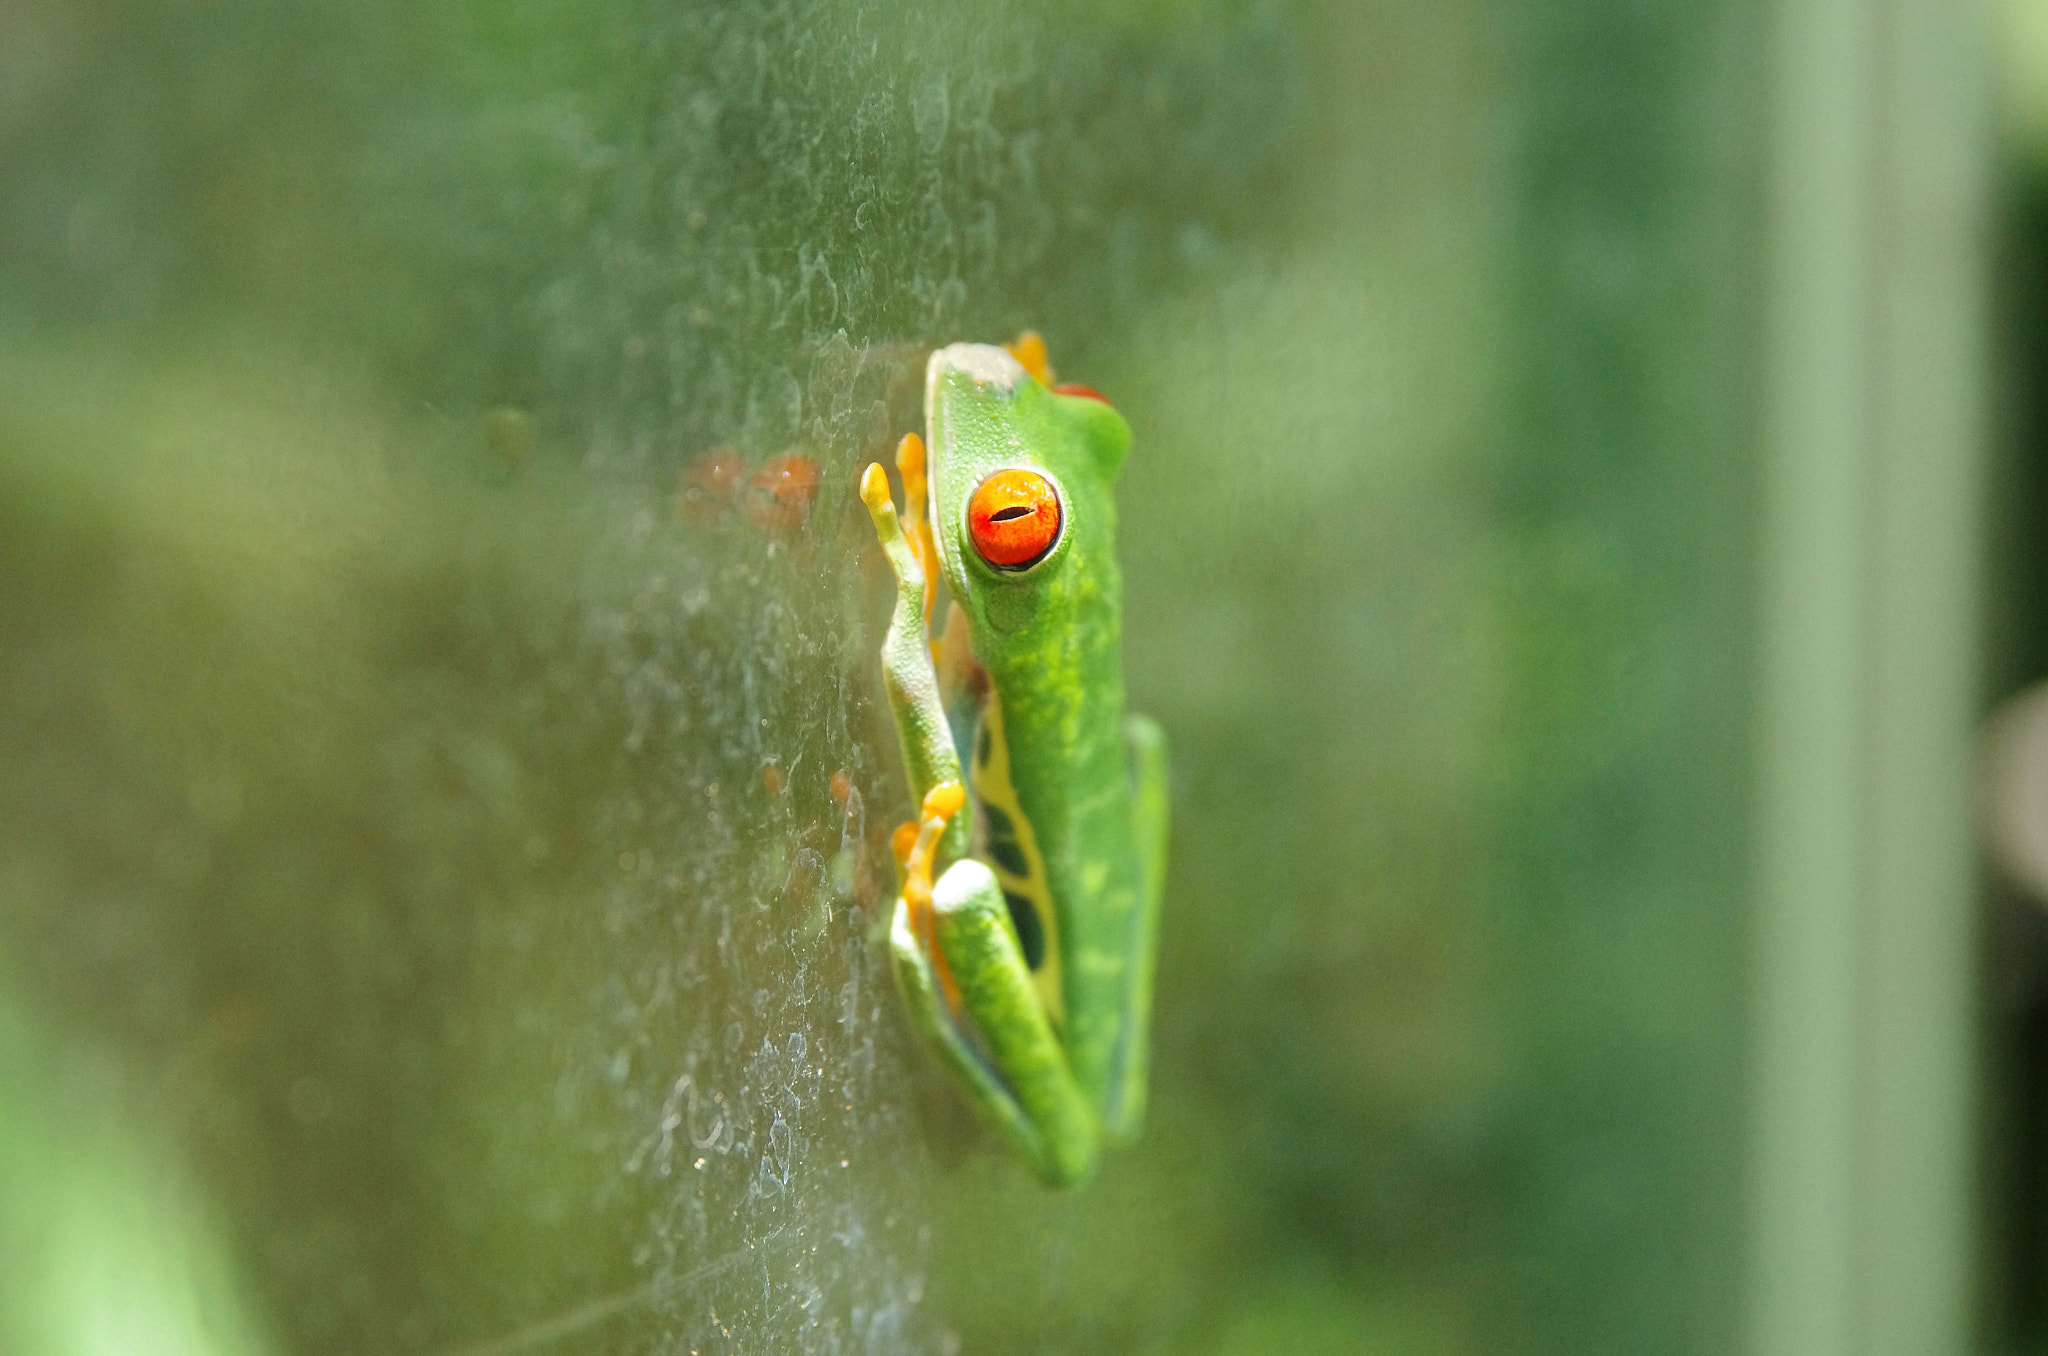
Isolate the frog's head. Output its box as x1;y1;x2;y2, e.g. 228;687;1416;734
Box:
923;342;1131;642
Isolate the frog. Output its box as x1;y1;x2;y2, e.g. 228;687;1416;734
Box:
856;332;1170;1187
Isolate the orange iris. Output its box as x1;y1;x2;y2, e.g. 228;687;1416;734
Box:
967;469;1062;569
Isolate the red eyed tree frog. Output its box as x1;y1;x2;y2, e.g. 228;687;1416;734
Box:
857;333;1170;1188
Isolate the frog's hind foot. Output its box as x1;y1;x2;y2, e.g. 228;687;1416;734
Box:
1004;330;1055;385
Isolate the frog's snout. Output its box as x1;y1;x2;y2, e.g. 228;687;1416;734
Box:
929;342;1026;394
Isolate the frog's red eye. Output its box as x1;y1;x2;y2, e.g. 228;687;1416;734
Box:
967;469;1062;569
1052;383;1111;405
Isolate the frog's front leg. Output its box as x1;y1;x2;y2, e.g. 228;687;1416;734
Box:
859;455;966;859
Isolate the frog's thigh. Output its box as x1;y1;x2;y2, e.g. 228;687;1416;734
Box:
887;895;1035;1152
932;860;1100;1188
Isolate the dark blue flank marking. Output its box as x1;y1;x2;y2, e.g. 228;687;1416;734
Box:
1003;891;1047;971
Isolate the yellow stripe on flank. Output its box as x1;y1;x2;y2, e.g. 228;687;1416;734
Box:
971;690;1065;1027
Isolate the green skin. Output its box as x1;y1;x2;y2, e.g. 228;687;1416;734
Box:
864;343;1170;1188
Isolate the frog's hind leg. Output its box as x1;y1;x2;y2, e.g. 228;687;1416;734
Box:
929;858;1100;1187
891;781;1099;1188
1102;712;1170;1145
887;871;1100;1188
887;885;1038;1152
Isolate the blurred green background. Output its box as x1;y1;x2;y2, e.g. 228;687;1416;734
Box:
0;0;1998;1353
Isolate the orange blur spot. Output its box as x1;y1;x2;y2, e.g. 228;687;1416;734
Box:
745;453;821;534
829;769;854;805
761;764;784;795
1052;382;1111;406
678;447;745;521
1005;330;1054;385
891;821;919;868
967;469;1061;568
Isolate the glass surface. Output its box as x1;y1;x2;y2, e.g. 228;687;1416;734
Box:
0;1;1785;1352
